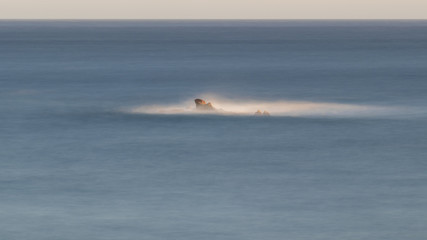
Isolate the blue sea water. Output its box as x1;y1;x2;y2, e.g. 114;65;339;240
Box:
1;20;427;240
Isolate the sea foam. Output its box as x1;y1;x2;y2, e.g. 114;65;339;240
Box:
127;95;401;118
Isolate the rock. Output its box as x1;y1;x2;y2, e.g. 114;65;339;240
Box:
255;110;271;116
194;98;216;111
194;99;270;116
194;99;206;105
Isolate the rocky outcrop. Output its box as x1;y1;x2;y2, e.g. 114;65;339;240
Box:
195;99;270;116
194;99;216;111
254;110;270;116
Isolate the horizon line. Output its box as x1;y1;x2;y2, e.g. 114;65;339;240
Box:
1;18;427;21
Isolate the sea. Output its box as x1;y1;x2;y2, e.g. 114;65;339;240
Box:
1;20;427;240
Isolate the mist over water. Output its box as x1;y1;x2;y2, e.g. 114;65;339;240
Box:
1;20;427;240
129;95;402;117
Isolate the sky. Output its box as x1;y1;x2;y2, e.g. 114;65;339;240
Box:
1;0;427;19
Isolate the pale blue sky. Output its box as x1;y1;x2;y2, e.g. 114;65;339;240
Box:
1;0;427;19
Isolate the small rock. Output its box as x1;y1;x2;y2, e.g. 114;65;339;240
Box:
194;98;216;111
254;110;263;116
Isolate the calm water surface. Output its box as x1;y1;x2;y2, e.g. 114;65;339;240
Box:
1;20;427;240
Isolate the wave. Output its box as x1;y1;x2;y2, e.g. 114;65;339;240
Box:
126;95;408;118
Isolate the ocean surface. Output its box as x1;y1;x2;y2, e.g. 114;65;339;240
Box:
1;20;427;240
